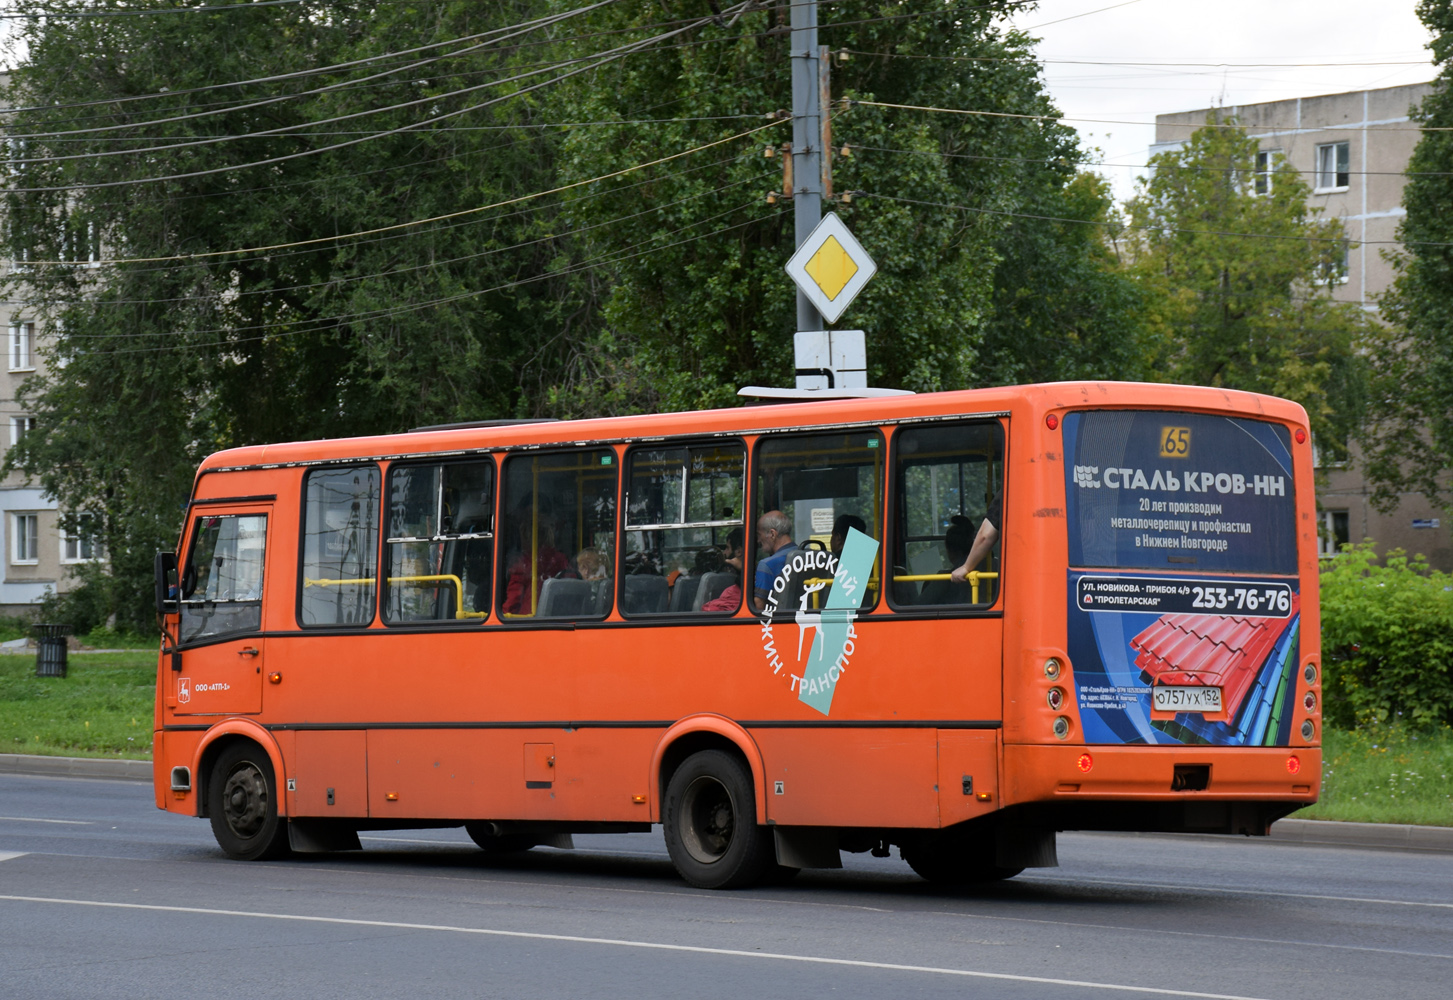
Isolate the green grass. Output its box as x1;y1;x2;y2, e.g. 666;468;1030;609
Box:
0;651;155;760
1292;723;1453;827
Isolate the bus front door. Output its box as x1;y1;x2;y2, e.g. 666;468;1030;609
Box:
172;507;271;717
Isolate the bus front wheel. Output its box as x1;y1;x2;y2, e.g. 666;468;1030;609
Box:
207;743;290;861
663;750;775;889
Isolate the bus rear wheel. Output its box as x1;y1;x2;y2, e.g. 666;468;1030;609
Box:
663;750;775;889
208;743;290;861
900;829;1023;885
464;822;537;854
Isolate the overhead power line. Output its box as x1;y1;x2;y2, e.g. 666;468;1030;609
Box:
0;0;303;16
3;1;758;195
22;116;786;266
849;99;1453;134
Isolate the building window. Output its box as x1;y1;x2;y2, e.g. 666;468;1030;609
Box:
1315;141;1350;191
9;322;34;372
9;416;36;446
1254;149;1280;195
11;513;39;565
1315;241;1351;285
61;516;100;563
1318;509;1350;557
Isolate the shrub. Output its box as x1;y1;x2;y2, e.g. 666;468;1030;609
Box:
1319;542;1453;728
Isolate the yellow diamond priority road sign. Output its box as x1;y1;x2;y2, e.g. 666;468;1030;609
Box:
785;212;877;324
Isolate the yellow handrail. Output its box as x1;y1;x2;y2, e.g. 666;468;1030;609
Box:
892;571;999;604
303;574;486;619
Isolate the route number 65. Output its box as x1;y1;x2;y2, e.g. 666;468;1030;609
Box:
1160;426;1191;458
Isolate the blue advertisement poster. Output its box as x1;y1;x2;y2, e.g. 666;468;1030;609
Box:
1062;411;1301;746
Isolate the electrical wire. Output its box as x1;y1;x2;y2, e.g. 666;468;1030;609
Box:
841;49;1432;68
858;191;1453;248
0;0;303;16
2;2;743;174
20;115;785;265
849;99;1452;134
56;203;787;358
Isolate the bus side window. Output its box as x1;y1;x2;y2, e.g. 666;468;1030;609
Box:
624;442;745;615
753;430;884;617
384;459;494;624
299;465;381;627
891;420;1005;608
181;513;267;643
498;449;617;620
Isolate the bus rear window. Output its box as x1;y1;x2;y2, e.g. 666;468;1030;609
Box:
1063;410;1297;575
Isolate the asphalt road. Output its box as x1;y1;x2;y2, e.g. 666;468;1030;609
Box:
0;773;1449;1000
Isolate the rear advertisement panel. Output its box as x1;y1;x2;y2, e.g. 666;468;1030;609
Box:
1062;410;1301;746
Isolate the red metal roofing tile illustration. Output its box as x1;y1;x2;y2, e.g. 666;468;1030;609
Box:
1129;596;1299;718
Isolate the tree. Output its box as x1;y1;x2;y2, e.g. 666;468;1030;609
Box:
540;1;1149;413
1;1;573;628
1362;1;1453;511
1122;117;1371;454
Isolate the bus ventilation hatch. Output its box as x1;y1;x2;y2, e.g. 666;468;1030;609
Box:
1171;764;1210;792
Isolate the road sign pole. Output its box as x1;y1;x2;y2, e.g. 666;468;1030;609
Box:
791;0;823;333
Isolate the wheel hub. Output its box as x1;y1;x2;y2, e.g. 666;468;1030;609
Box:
680;775;735;865
221;763;268;839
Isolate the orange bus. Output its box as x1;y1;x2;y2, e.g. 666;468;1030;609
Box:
151;382;1321;888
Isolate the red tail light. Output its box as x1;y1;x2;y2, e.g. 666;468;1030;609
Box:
1077;753;1093;773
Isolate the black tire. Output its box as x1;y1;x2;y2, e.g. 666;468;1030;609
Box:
208;743;290;861
662;749;775;889
464;822;537;854
900;829;1023;885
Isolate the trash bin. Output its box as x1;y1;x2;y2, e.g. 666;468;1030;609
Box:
32;623;72;678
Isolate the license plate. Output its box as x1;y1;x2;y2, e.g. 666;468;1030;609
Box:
1152;685;1223;713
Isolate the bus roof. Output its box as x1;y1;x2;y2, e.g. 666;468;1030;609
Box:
196;381;1307;474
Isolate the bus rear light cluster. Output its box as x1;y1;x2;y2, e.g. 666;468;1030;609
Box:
1053;716;1072;740
1294;428;1307;444
1077;753;1093;773
1045;414;1059;430
1301;720;1316;741
1047;687;1065;711
1303;662;1318;685
1303;691;1317;712
1286;755;1301;775
1043;658;1062;680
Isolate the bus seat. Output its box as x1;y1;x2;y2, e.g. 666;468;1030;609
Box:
536;577;596;618
668;576;697;613
623;574;669;615
892;565;920;605
694;572;736;610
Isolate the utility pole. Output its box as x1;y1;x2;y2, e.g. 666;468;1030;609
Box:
790;0;823;333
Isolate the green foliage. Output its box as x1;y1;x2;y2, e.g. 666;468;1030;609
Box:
1319;542;1453;728
1293;722;1453;826
0;651;155;759
35;561;115;636
1362;1;1453;511
1123;116;1372;455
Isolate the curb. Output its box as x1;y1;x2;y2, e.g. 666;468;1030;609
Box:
1269;817;1453;853
0;753;151;782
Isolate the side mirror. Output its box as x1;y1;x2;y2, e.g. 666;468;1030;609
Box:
155;551;178;615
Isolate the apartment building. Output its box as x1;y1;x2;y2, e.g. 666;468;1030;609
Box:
1153;81;1452;571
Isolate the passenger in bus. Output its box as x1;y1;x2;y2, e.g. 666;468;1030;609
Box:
949;488;1002;593
701;527;745;612
575;547;606;581
918;515;975;605
753;510;799;611
829;513;868;557
503;494;571;615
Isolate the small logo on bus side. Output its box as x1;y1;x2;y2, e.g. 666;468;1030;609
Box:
177;677;191;704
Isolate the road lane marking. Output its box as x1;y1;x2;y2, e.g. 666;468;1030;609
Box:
0;816;93;825
1021;874;1453;910
0;852;27;862
0;893;1272;999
